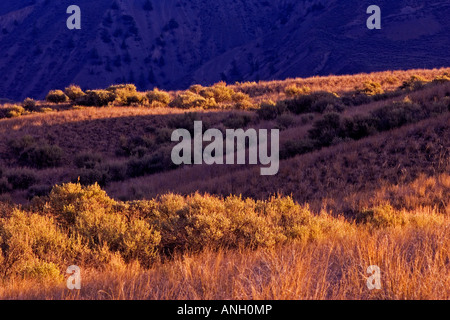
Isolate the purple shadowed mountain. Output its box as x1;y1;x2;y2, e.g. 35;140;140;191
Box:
0;0;449;101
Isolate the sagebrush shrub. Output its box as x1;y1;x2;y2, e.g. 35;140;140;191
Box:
22;98;39;112
75;167;110;187
370;98;424;131
223;113;252;129
285;85;311;97
74;152;103;169
199;83;234;103
341;114;378;140
27;184;52;199
8;135;35;155
276;113;296;129
433;73;450;84
126;148;173;178
5;169;37;190
64;85;85;101
400;75;428;91
356;204;407;228
0;177;12;194
117;135;155;157
106;84;147;106
20;260;63;283
257;100;287;120
18;144;64;169
281;91;340;114
46;90;69;103
308;112;343;147
146;88;171;105
6;105;26;118
280;139;315;159
77;90;116;106
44;183;161;266
170;91;216;109
0;209;82;277
356;81;384;96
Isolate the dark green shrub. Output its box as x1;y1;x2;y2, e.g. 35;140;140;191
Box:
371;99;424;131
280;139;315;159
341;115;378;140
6;169;37;190
126;147;174;178
300;113;315;124
0;177;12;194
18;144;64;169
8;135;36;155
74;152;103;169
308;113;343;147
223;114;252;129
281;91;342;114
75;168;110;187
27;184;52;199
276;113;296;130
167;112;206;134
155;128;173;144
117;135;155;157
310;91;344;113
105;162;127;182
257;100;287;120
46;90;69;103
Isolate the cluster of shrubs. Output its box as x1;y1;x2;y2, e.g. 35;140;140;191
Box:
168;82;252;109
281;94;450;158
259;75;450;122
257;91;345;121
8;136;64;169
285;85;311;97
1;182;442;282
71;142;176;187
0;166;38;194
43;82;253;110
0;98;53;119
0;183;351;280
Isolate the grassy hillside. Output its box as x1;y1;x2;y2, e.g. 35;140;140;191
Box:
0;68;449;299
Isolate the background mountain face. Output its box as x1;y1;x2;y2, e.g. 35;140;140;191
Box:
0;0;449;101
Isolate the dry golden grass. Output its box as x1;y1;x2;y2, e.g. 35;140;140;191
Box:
1;206;448;300
232;68;450;102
